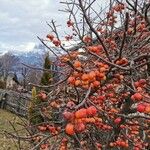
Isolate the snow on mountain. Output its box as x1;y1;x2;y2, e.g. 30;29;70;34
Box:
0;40;81;66
17;44;48;66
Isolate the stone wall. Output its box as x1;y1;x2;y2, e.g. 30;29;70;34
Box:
0;89;31;117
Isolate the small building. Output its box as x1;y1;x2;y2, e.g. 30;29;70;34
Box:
6;72;19;90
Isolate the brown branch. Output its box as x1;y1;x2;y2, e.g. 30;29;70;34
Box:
47;20;71;57
74;85;92;109
22;63;64;75
37;36;58;58
133;53;150;62
88;50;130;71
29;72;71;88
118;12;129;59
117;113;150;120
78;0;112;62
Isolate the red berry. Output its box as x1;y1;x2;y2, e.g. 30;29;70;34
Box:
86;106;97;116
46;34;54;41
65;123;75;135
131;93;143;101
75;108;87;119
75;123;86;133
63;111;74;120
114;117;122;124
139;79;146;84
137;104;146;112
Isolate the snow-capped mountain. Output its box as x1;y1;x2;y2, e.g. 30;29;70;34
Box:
0;40;80;66
0;44;50;67
18;44;47;66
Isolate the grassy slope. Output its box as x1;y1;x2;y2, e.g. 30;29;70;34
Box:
0;109;29;150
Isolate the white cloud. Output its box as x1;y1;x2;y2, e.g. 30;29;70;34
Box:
0;0;68;51
0;0;105;52
0;41;36;52
25;42;36;51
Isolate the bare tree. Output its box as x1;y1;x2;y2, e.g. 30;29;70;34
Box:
0;52;20;78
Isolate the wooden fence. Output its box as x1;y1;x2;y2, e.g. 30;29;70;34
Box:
0;89;31;117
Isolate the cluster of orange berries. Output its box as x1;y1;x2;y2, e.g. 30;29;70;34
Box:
106;9;117;26
128;123;140;137
59;138;68;150
128;19;147;34
134;79;147;88
127;126;149;150
95;121;112;131
113;3;125;12
131;93;143;101
105;38;117;50
83;35;92;43
108;16;117;26
46;34;61;47
90;82;126;106
65;35;73;41
87;45;103;54
105;4;125;26
67;20;74;27
136;22;147;32
127;27;134;34
60;51;80;63
40;143;49;150
64;106;99;135
90;95;106;105
137;103;150;114
116;57;128;65
110;139;129;148
68;61;108;89
37;124;61;135
133;139;149;150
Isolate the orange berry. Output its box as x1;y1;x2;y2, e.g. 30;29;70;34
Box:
75;122;86;133
68;76;76;85
88;71;96;80
86;106;97;116
137;104;146;112
46;34;54;41
63;111;74;120
53;39;61;46
145;106;150;113
73;71;81;78
37;126;47;131
83;36;92;43
97;72;105;78
75;108;87;119
114;117;122;124
65;123;75;135
81;74;89;81
75;80;81;86
82;80;89;85
93;80;100;87
73;60;82;68
99;67;107;72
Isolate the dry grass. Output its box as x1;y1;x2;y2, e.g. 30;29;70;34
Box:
0;109;30;150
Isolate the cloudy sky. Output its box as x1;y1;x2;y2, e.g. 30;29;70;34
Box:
0;0;106;52
0;0;69;52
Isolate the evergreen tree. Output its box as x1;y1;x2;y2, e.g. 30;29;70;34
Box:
41;53;52;85
28;87;43;125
